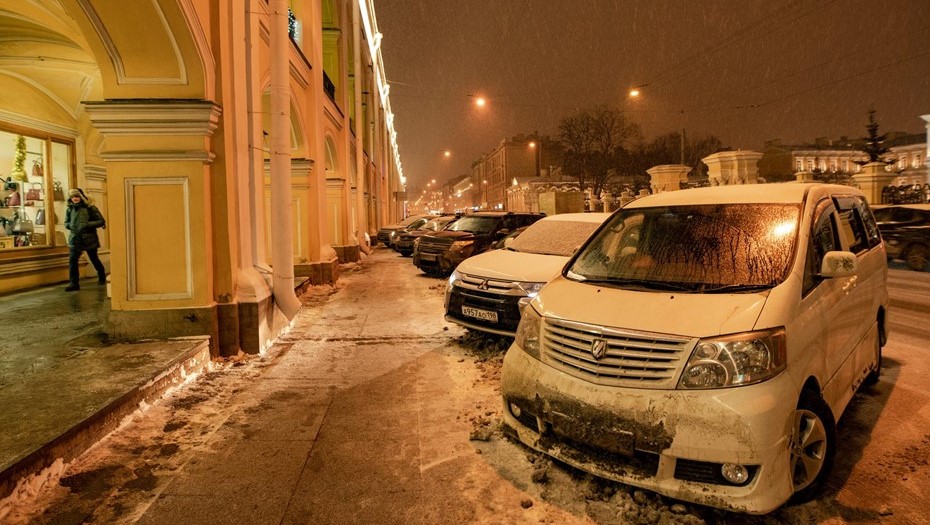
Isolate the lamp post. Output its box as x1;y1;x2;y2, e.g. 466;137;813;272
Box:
629;86;686;165
529;140;540;177
482;179;488;209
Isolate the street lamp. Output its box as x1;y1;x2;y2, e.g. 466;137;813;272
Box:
467;94;487;108
528;140;540;177
628;86;685;165
482;180;488;209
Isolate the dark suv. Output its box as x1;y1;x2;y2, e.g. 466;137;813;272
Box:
412;211;545;275
375;214;435;248
873;204;930;271
395;215;459;257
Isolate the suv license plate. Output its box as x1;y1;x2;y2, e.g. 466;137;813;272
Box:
462;306;498;322
420;253;437;261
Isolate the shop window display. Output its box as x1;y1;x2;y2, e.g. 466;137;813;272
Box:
0;129;73;250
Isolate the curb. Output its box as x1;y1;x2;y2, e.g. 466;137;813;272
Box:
0;338;212;502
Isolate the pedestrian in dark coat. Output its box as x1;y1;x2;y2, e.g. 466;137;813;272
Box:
64;188;107;291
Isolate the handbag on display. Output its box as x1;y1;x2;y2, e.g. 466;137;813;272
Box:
12;217;34;234
25;183;42;201
7;191;20;207
32;159;43;179
53;181;65;201
35;209;45;225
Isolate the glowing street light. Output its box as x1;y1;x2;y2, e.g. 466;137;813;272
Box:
443;150;451;157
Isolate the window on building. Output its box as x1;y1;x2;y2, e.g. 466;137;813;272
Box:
0;128;74;250
795;159;803;171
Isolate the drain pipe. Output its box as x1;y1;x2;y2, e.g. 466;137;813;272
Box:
268;0;300;320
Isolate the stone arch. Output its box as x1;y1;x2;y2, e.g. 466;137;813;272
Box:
61;0;212;100
260;89;309;158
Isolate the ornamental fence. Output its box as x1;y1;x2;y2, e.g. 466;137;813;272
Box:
881;184;930;204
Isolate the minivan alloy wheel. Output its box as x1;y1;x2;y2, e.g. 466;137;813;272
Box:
789;392;836;502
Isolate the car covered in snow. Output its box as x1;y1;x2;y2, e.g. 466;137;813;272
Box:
445;213;611;336
500;183;889;514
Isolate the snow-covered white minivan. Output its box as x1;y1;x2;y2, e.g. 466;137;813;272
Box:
500;183;888;514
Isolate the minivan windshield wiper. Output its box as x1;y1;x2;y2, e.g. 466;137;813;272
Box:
571;276;697;292
701;283;775;294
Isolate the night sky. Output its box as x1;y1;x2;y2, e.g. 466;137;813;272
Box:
374;0;930;191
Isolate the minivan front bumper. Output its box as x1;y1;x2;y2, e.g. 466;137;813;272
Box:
500;344;798;514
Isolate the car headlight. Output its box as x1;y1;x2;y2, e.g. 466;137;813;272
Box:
514;305;542;360
678;328;786;389
516;281;545;298
450;240;474;253
448;269;461;288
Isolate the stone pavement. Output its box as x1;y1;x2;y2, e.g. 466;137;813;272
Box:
0;279;211;504
6;248;591;525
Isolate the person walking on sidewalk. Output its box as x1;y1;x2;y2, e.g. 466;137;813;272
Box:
64;188;107;292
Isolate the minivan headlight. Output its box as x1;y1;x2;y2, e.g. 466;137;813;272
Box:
514;306;542;360
678;328;786;389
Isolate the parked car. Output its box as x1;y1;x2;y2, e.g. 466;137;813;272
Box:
445;213;610;336
412;211;545;275
871;203;930;270
395;215;459;257
375;214;435;248
501;183;889;514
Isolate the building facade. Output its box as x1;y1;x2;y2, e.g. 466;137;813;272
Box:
0;0;405;356
761;131;927;187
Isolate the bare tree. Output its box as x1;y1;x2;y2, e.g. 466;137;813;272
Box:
559;105;639;196
620;132;726;185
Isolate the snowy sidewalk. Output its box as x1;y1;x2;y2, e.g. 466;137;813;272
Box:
7;249;588;525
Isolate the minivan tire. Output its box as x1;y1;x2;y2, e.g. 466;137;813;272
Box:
789;390;836;504
864;326;882;386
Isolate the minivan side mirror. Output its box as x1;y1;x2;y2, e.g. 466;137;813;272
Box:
820;251;858;278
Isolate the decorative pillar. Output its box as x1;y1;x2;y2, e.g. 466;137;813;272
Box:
84;101;224;353
703;151;763;186
647;164;691;193
852;162;897;205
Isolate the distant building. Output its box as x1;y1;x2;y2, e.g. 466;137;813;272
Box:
760;132;927;186
468;134;562;210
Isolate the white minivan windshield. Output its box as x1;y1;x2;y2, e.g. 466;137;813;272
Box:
567;204;801;292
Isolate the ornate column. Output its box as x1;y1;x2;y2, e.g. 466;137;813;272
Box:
84;100;223;351
647;164;691;193
703;151;763;186
852;162;897;205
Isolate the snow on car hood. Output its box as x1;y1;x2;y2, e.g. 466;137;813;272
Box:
456;249;569;283
534;276;768;338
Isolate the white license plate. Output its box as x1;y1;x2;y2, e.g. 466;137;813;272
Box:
462;306;498;322
420;253;438;261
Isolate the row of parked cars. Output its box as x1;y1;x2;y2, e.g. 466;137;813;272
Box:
378;183;893;515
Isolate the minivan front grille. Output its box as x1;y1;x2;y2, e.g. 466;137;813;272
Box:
541;318;693;389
